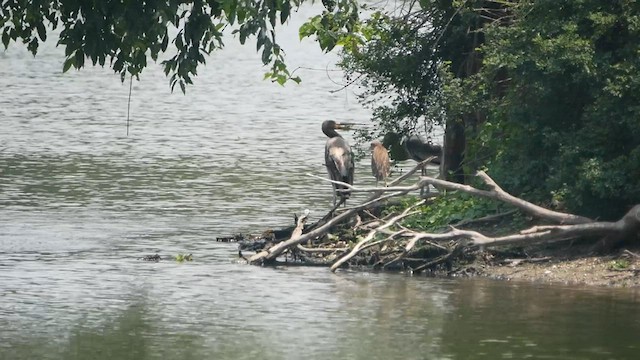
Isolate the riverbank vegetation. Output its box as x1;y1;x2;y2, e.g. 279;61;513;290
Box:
309;0;640;221
240;1;640;285
227;158;639;286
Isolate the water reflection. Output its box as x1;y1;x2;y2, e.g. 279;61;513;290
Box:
2;270;638;360
439;279;640;359
0;4;375;236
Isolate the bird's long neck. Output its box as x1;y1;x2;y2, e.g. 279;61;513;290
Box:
322;126;342;139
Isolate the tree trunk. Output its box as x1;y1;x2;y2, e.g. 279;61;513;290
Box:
443;118;465;183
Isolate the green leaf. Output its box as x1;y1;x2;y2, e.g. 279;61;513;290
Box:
280;2;291;25
62;57;74;72
161;33;169;51
36;21;46;41
256;30;265;51
261;42;272;64
268;8;276;27
1;29;9;49
237;7;246;23
299;16;321;39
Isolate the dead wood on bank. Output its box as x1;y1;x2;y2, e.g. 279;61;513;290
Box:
238;161;640;273
246;158;432;265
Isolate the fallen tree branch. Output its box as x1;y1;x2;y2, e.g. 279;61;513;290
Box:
305;156;434;195
624;249;640;259
296;244;349;253
330;200;425;272
247;161;640;272
357;230;407;253
502;257;552;266
387;205;640;252
411;245;462;273
452;209;518;228
419;171;593;225
382;234;423;270
248;161;431;265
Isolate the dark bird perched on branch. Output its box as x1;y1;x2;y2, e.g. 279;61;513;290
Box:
382;132;409;162
322;120;355;205
402;135;443;195
370;140;391;187
402;135;443;167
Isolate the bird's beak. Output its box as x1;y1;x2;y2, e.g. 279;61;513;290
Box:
335;122;364;130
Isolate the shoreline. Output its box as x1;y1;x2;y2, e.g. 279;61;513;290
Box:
474;246;640;288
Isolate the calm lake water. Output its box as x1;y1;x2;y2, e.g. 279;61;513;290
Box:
1;5;639;360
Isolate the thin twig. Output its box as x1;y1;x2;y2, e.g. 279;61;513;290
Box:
296;244;349;253
126;74;133;136
623;249;640;259
452;209;517;227
412;246;460;273
330;200;425;272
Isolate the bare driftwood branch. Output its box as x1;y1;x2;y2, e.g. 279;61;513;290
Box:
420;171;593;224
296;244;349;253
412;246;462;273
330;201;425;272
452;209;518;228
624;249;640;259
249;160;640;271
248;160;431;265
337;170;588;224
389;205;640;252
502;257;552;266
327;168;639;270
305;156;434;195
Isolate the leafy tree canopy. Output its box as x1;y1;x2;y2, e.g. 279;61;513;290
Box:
309;0;640;217
474;0;640;218
303;0;491;140
0;0;359;91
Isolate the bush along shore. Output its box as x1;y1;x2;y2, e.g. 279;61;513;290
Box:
220;161;640;288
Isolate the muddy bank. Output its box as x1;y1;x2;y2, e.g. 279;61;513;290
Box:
475;244;640;288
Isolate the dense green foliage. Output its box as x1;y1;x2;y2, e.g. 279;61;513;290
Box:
0;0;356;90
473;0;640;219
384;193;519;232
317;0;640;218
303;1;468;137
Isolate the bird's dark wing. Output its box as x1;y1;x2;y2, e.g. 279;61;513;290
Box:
326;137;353;179
404;136;442;163
325;145;341;182
346;147;354;186
325;137;354;198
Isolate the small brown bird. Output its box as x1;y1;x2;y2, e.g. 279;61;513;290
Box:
370;140;391;187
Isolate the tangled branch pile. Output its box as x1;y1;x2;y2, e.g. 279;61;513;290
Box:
234;161;640;274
